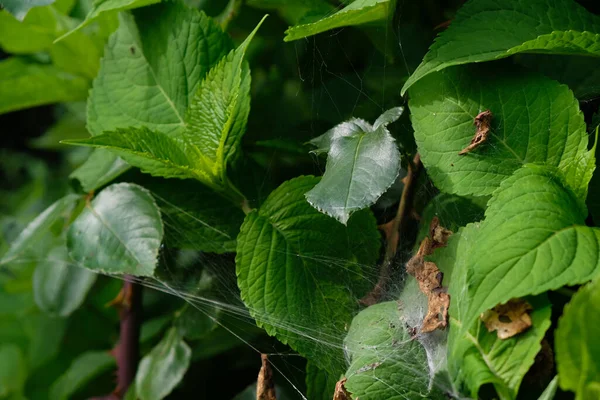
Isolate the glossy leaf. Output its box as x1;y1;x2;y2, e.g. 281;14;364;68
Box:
86;2;233;137
49;351;116;400
284;0;392;42
556;279;600;399
67;183;163;276
0;58;88;115
305;107;402;224
236;176;380;374
33;244;97;317
344;301;445;400
410;65;594;198
1;194;81;266
136;328;191;400
402;0;600;93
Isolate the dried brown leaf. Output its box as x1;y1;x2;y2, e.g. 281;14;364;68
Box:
480;299;533;339
257;354;277;400
333;378;351;400
458;110;493;155
422;291;450;333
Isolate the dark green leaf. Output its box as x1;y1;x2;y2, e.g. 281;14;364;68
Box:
402;0;600;93
410;65;594;199
0;344;27;397
135;327;191;400
236;176;380;374
69;149;129;192
67;183;163;276
306;361;337;400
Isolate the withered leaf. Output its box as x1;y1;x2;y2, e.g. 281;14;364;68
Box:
333;378;351;400
480;299;533;339
406;217;452;333
257;354;277;400
458;110;493;155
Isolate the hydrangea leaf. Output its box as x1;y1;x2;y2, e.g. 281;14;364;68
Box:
0;58;88;115
69;149;129;192
446;165;600;333
67;183;163;276
33;244;97;317
49;351;116;400
409;65;594;199
343;301;446;400
305;362;337;400
556;279;600;399
135;328;191;400
284;0;391;42
86;2;233;137
402;0;600;94
236;176;380;374
306;107;402;224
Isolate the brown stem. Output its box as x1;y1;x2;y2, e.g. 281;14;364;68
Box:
91;276;142;400
362;154;423;305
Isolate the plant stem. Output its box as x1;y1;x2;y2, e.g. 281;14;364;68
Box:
362;153;423;305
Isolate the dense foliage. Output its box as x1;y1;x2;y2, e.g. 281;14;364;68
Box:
2;0;600;399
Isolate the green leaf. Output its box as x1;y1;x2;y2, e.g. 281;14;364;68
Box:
538;377;558;400
236;176;380;374
402;0;600;94
305;107;402;224
49;351;116;400
134;175;244;253
556;279;600;399
306;361;337;400
0;0;55;21
1;194;81;266
343;301;445;400
30;103;88;149
86;2;233;137
588;122;600;225
0;58;88;115
57;0;160;41
33;244;97;317
0;6;65;54
409;64;594;199
284;0;392;42
0;344;27;398
70;149;129;192
450;165;600;331
135;328;191;400
67;183;163;276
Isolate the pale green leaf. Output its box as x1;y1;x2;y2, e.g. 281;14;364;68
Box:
0;0;54;20
306;362;337;400
33;244;97;317
306;107;402;224
57;0;160;41
538;377;558;400
402;0;600;94
49;351;116;400
0;344;27;398
70;149;129;192
409;65;594;199
135;327;191;400
284;0;392;42
343;301;445;400
67;183;163;276
449;165;600;332
1;194;81;266
556;279;600;399
87;2;233;137
0;58;88;115
236;176;380;374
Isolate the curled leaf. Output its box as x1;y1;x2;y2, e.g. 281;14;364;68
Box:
332;378;350;400
459;110;493;155
257;354;276;400
481;299;533;339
